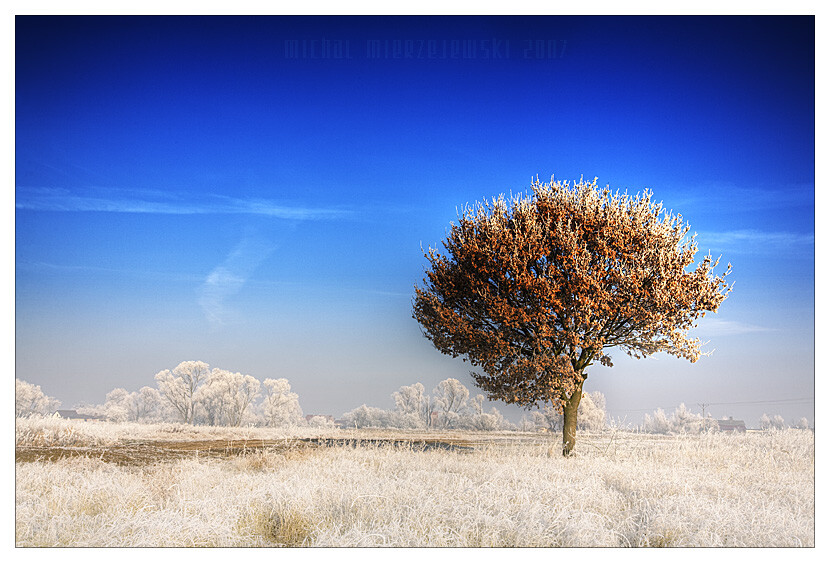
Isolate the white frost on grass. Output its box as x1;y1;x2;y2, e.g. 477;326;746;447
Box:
15;425;814;547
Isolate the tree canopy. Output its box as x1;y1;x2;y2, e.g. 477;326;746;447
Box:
413;176;732;453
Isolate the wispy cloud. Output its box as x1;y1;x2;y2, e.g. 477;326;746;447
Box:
16;187;349;220
663;182;814;213
696;229;814;254
694;318;774;336
198;237;275;328
16;260;203;284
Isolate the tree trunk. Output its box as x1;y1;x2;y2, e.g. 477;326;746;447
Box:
562;380;584;457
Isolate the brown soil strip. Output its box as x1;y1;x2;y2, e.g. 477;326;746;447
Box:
14;437;484;466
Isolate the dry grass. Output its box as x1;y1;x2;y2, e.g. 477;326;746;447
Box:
15;419;814;547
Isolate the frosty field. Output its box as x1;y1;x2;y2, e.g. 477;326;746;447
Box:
15;418;814;547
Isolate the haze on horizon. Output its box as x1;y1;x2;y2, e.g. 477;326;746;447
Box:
14;16;815;427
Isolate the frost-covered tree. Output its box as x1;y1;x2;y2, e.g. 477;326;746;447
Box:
134;386;168;422
155;361;210;424
15;379;60;417
532;390;606;432
433;378;470;429
471;394;485;415
467;407;513;431
533;405;562;432
797;417;810;430
771;414;786;430
759;413;787;430
413;176;731;455
342;404;395;428
462;393;512;430
641;403;716;434
392;382;430;428
577;391;606;432
81;386;170;424
642;408;672;434
261;378;304;427
669;403;699;433
307;415;335;428
196;369;261;427
104;388;132;422
519;415;536;432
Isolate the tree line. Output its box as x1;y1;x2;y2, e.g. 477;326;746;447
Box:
15;372;809;432
14;362;607;431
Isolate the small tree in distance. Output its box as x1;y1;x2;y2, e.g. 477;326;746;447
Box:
413;176;732;455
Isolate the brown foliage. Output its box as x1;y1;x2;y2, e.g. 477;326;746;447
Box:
413;176;731;412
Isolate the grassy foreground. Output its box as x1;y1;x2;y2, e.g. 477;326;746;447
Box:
15;418;814;547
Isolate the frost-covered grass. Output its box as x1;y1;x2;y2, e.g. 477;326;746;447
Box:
15;415;345;447
15;421;814;547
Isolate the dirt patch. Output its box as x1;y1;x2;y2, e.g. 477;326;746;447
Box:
15;437;481;466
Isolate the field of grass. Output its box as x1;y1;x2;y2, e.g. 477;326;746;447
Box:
15;417;814;547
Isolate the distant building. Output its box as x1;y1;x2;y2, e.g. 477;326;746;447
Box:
54;409;106;422
717;417;746;433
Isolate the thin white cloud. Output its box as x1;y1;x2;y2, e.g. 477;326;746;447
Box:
694;318;774;336
696;229;814;253
16;187;349;220
198;237;275;328
664;182;813;213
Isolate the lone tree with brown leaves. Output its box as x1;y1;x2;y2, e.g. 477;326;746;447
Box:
413;176;731;456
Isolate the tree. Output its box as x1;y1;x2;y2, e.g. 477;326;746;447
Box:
771;414;786;430
642;408;671;434
154;360;210;424
104;388;132;422
432;378;470;429
15;379;60;417
531;390;606;432
261;378;304;427
342;404;394;428
669;403;698;434
134;386;167;422
533;406;562;433
576;391;606;432
392;382;431;428
196;369;261;427
414;176;731;455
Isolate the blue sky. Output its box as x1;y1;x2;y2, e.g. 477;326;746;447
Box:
14;16;815;426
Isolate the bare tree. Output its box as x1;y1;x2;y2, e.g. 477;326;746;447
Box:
262;378;304;427
433;378;470;429
197;369;261;427
414;176;731;455
392;382;431;428
155;360;210;424
104;388;132;422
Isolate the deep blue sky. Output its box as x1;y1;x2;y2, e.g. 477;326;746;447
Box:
15;16;815;425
